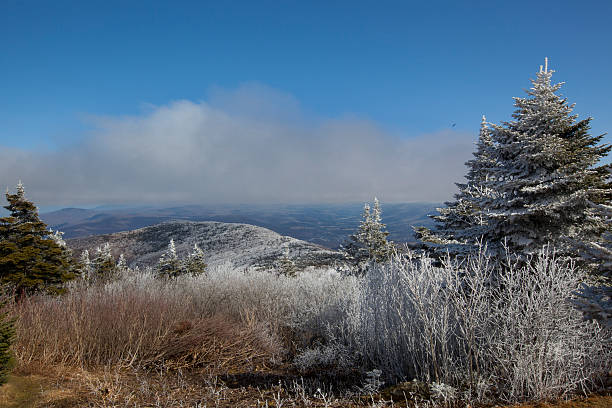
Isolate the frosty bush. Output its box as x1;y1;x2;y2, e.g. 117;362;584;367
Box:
343;248;610;403
14;262;358;371
13;249;608;404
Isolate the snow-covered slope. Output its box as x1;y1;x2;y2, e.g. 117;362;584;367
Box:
67;220;344;270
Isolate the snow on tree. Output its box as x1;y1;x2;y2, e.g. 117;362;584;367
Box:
183;243;207;276
157;239;181;278
116;253;128;273
76;243;128;285
343;198;393;272
480;59;611;268
88;243;121;283
419;60;611;275
572;283;611;328
156;240;208;278
277;248;298;276
416;116;496;258
79;249;93;282
94;243;116;278
49;229;68;249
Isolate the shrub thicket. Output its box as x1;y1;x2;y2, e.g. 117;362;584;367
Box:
10;253;609;404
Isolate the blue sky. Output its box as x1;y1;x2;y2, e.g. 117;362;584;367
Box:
1;1;611;205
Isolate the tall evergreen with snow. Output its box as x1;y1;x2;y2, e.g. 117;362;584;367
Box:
156;241;208;278
0;182;77;295
343;198;393;272
157;239;182;278
418;60;611;273
480;60;611;267
184;243;207;276
417;116;496;257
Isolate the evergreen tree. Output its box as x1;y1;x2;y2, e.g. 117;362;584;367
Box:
116;254;129;273
0;295;15;385
419;60;611;274
343;198;393;271
481;60;611;266
156;239;183;278
183;243;207;276
0;182;76;295
91;243;120;283
417;116;496;258
79;250;93;282
77;244;128;285
367;198;393;261
341;203;371;270
277;248;298;276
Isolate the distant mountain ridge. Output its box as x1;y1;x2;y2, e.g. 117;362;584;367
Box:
43;203;437;249
67;220;344;270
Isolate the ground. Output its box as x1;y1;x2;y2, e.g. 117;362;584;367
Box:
0;369;610;408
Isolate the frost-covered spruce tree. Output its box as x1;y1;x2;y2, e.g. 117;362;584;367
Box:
277;249;298;277
341;204;371;270
482;59;611;266
156;239;183;278
366;198;393;261
79;250;93;282
343;198;393;271
183;243;207;276
417;116;497;257
91;243;119;283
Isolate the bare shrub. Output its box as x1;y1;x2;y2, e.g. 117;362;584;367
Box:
10;252;608;405
170;263;358;353
11;268;281;371
144;316;275;372
342;248;611;403
11;264;355;372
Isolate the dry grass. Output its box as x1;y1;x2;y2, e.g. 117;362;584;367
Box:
2;260;609;407
10;278;281;372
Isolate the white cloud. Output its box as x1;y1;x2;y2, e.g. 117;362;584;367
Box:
0;84;476;206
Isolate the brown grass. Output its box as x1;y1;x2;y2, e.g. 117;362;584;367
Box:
10;283;281;373
143;316;279;372
2;269;608;407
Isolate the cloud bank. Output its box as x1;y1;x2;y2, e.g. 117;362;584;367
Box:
1;84;476;206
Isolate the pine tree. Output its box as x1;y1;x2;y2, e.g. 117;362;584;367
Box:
417;117;496;258
367;198;393;261
341;203;371;270
419;60;611;273
79;250;93;282
481;59;611;266
156;239;183;278
116;254;128;273
0;182;76;295
91;243;120;283
0;295;15;385
343;198;393;271
183;243;207;276
277;248;298;276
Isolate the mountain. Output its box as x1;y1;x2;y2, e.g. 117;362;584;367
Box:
44;203;438;249
67;220;344;270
